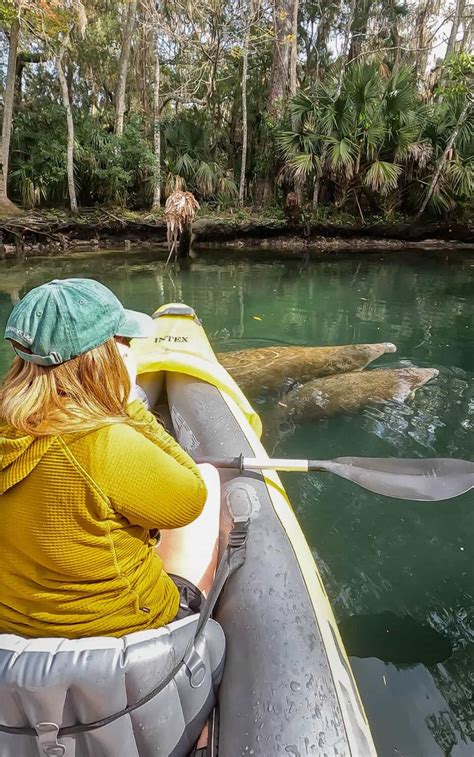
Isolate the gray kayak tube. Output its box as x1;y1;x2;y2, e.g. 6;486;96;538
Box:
166;371;377;757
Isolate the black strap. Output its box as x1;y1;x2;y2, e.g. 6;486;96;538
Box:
0;517;249;738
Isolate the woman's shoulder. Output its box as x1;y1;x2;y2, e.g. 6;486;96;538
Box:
63;420;150;486
67;419;142;447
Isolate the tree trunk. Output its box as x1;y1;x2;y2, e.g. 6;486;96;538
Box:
413;0;440;79
289;0;303;202
335;0;356;98
414;3;429;76
416;98;471;219
314;13;331;80
115;0;137;137
460;9;473;51
348;0;372;62
289;0;299;97
0;15;21;214
312;176;320;210
239;0;251;206
392;25;401;68
445;0;466;58
56;44;78;214
268;0;294;116
152;28;161;210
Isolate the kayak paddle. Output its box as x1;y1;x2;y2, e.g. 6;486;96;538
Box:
193;455;474;502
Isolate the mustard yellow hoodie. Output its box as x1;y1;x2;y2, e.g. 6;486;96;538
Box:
0;400;207;639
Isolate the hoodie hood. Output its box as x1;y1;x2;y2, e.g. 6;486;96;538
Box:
0;425;56;494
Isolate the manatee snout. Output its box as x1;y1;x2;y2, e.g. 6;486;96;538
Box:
405;368;439;399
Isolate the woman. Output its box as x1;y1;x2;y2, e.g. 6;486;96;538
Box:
0;277;218;640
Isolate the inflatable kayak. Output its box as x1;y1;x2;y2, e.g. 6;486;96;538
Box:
0;303;376;757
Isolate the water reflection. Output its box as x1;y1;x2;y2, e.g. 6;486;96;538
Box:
0;248;472;756
352;650;474;756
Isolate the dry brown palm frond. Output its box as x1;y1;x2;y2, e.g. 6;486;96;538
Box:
406;141;433;168
164;191;200;262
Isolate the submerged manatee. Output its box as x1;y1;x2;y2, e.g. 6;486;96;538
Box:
338;612;452;666
218;342;396;394
276;367;439;422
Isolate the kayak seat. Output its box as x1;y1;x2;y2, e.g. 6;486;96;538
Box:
0;614;225;757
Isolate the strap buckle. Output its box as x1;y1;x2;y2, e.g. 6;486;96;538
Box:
228;519;249;549
35;722;66;756
183;645;207;688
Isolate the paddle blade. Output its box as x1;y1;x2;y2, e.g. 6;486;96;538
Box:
310;457;474;501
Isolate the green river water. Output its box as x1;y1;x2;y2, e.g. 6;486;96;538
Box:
0;248;472;756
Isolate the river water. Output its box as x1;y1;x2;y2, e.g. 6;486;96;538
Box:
0;248;472;756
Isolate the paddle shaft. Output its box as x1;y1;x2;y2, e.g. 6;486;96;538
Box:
194;455;474;501
196;456;313;472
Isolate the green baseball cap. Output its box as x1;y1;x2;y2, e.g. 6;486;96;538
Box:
4;278;155;366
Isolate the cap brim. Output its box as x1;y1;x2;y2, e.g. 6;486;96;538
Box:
117;309;156;339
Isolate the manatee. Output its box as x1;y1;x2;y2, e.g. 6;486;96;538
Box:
338;612;452;666
275;367;439;422
218;342;397;394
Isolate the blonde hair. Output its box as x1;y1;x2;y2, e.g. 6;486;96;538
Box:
0;338;139;436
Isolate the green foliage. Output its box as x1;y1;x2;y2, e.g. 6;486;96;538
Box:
0;0;17;26
9;108;154;208
162;116;238;205
441;52;474;99
276;61;473;217
2;1;472;221
9;106;70;208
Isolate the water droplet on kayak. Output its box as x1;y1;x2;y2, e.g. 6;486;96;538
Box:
285;746;300;756
290;680;301;692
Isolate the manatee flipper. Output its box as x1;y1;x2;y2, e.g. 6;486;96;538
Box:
218;342;397;395
275;367;439;422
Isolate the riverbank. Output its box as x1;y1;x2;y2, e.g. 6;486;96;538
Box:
0;209;473;257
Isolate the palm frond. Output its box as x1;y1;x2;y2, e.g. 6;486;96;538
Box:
174;153;196;179
288;152;323;181
446;158;474;197
365;120;385;160
382;67;418;119
392;122;423;158
165;173;186;196
427;184;457;214
364;160;402;194
217;176;239;201
288;91;317;123
325;137;357;178
195;161;217;195
397;140;433;167
345;63;381;118
276;130;304;160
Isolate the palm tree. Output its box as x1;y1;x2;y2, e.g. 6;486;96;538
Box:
277;63;435;215
162;118;238;204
